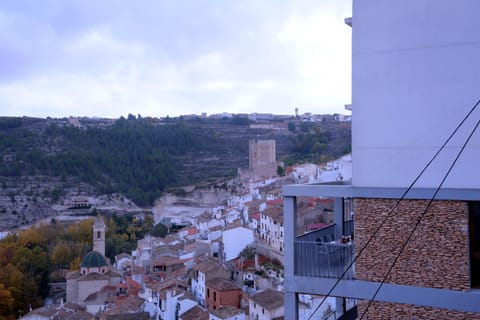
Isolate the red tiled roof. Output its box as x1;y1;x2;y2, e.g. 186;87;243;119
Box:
262;207;283;221
267;199;283;206
206;278;241;291
250;289;284;310
180;305;209;320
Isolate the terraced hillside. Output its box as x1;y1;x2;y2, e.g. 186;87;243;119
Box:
0;115;350;229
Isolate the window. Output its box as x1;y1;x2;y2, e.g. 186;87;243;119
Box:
97;231;101;239
207;288;210;298
262;308;264;314
469;202;480;287
213;291;217;302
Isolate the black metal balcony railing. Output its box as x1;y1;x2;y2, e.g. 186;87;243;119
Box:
344;219;354;237
294;241;355;279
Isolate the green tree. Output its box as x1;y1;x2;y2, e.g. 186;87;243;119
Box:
288;121;296;132
277;165;285;176
51;241;74;267
150;223;168;238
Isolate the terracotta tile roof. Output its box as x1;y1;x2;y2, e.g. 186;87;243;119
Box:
250;289;284;310
151;255;183;266
250;212;260;221
232;255;268;271
131;265;145;275
78;272;109;281
146;278;177;292
267;199;283;206
179;305;209;320
177;291;196;301
193;260;222;273
262;207;283;221
84;290;109;304
105;295;145;314
209;305;245;319
206;278;241;291
22;303;94;320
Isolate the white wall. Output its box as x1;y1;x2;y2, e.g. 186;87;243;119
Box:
222;227;254;261
352;0;480;189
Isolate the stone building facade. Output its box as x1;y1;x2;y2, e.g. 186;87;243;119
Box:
248;139;276;179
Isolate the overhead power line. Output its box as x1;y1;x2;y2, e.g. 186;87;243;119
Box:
360;116;480;319
306;98;480;320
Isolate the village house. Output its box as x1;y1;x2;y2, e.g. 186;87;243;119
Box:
220;225;254;262
177;225;199;241
178;305;209;320
132;236;153;267
63;196;91;208
20;301;94;320
114;253;133;274
260;206;284;253
84;287;115;314
205;278;242;310
196;212;222;240
97;295;145;318
143;278;196;320
191;260;231;307
150;255;185;279
249;289;284;320
209;305;246;320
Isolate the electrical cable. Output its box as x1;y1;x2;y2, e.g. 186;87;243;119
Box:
360;117;480;319
306;99;480;320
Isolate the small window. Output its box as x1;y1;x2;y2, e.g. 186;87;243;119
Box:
213;291;217;301
207;288;210;298
262;308;264;314
97;231;101;239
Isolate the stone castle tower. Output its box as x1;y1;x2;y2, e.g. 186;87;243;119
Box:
249;139;277;179
93;216;106;257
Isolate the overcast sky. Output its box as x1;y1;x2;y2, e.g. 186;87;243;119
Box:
0;0;352;119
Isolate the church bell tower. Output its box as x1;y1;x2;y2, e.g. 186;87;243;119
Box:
93;216;106;257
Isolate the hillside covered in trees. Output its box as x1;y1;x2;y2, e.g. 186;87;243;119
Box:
0;115;351;207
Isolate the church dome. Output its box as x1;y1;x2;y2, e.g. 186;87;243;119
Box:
81;251;107;268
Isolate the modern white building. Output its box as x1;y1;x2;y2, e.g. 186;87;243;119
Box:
284;0;480;319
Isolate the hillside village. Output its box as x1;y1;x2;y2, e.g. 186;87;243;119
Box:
19;148;352;320
0;112;351;231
